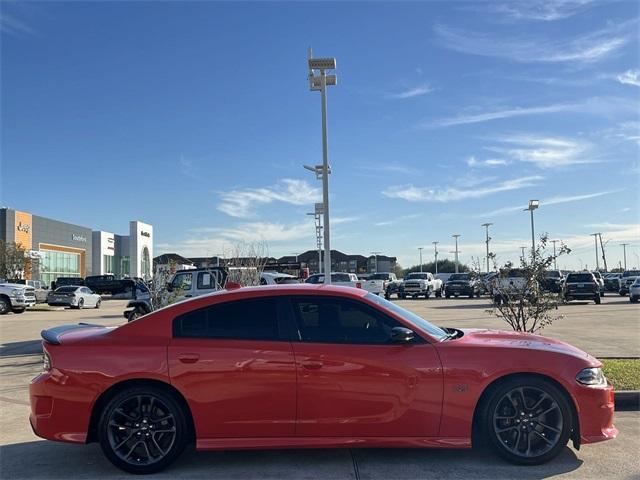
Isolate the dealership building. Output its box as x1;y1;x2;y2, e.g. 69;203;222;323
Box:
0;208;153;285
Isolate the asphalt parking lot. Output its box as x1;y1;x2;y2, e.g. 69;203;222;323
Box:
1;297;639;479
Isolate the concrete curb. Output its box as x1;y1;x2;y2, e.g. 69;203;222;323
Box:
615;390;640;411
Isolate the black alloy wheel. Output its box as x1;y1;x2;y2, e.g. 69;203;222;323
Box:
98;386;188;474
484;378;571;465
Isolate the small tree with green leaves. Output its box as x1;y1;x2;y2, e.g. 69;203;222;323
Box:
0;241;31;280
485;235;571;333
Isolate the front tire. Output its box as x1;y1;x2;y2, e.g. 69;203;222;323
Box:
483;377;572;465
0;298;10;315
98;386;188;474
11;308;26;314
95;299;101;309
594;296;601;305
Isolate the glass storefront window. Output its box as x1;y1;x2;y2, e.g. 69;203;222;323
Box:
39;250;81;287
103;255;115;274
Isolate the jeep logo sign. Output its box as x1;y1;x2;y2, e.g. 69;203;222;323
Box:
141;231;150;238
17;222;30;233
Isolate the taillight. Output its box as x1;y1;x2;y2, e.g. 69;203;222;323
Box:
43;352;51;371
356;282;362;289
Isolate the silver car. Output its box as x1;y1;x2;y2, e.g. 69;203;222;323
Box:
47;286;102;309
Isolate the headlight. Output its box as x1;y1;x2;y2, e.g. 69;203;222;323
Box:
576;367;606;386
43;352;51;372
11;288;22;296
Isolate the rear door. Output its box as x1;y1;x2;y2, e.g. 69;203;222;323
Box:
287;296;443;437
168;296;297;439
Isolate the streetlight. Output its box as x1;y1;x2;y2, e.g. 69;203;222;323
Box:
432;241;439;275
481;223;493;273
520;246;527;263
307;48;337;284
306;209;323;273
452;235;461;273
371;251;382;273
590;233;600;271
551;240;559;270
620;243;629;270
418;247;424;272
524;200;539;260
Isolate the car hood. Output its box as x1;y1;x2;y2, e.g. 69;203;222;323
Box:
457;328;594;362
0;283;29;289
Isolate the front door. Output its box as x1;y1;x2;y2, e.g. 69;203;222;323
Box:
168;296;296;438
288;296;443;437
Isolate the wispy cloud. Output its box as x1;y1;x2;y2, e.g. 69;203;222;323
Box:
217;179;320;218
382;176;542;203
475;189;622;217
467;156;510;168
617;69;640;87
487;0;597;21
387;83;433;99
374;213;422;227
0;12;37;37
427;103;577;127
355;163;420;176
433;21;631;64
486;134;594;169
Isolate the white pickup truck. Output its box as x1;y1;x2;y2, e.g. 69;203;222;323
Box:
361;272;398;296
305;272;362;288
0;282;37;314
400;272;443;299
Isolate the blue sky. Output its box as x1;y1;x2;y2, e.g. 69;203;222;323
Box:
2;1;639;270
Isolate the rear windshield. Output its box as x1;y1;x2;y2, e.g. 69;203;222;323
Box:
623;270;640;277
449;274;470;281
546;271;561;278
55;286;79;292
369;273;390;280
566;273;594;282
332;274;351;282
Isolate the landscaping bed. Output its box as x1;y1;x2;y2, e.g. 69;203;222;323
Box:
602;358;640;391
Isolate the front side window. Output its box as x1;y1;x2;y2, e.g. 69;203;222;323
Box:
173;297;280;341
172;272;193;290
290;297;404;344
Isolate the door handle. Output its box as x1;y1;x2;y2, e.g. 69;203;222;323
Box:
178;354;200;364
185;294;193;298
302;360;323;370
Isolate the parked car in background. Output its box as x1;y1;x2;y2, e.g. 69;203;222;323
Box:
0;282;36;314
362;272;399;297
32;284;617;474
305;272;361;289
400;272;442;299
260;271;300;285
629;277;640;303
604;273;621;293
167;267;229;301
12;279;49;303
47;286;101;309
444;273;480;299
590;271;605;297
478;272;498;296
52;277;84;290
619;270;640;295
492;269;529;305
541;270;564;293
563;272;600;305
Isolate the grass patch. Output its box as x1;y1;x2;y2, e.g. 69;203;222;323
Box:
602;358;640;391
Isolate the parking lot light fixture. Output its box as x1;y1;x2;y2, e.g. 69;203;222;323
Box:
371;251;382;273
452;235;461;273
620;243;629;270
432;242;439;275
481;223;493;273
551;240;559;270
418;247;424;272
524;200;539;260
307;47;337;284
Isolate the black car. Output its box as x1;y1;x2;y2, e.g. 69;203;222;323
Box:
563;272;600;304
444;273;479;299
604;273;621;292
52;276;84;289
619;270;640;295
541;270;564;293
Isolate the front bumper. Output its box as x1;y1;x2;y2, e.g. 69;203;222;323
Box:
445;285;473;296
575;383;618;444
11;296;36;308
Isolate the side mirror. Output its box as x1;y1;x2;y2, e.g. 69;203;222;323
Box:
390;327;415;344
166;282;174;292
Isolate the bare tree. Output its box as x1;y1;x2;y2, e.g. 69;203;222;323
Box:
485;235;571;333
224;241;270;286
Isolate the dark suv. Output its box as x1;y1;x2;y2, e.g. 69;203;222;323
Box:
541;270;564;293
444;273;479;299
563;272;600;304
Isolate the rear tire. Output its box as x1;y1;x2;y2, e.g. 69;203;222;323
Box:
482;376;572;465
98;385;188;474
594;296;601;305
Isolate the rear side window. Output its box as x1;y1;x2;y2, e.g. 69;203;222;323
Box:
173;298;281;341
197;271;221;289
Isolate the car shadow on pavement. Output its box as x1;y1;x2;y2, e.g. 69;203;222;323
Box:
0;440;583;480
432;303;492;310
0;340;42;358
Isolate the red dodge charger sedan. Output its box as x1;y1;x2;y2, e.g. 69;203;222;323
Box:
30;285;617;474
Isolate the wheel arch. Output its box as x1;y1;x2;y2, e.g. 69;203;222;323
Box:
86;378;196;444
471;372;581;450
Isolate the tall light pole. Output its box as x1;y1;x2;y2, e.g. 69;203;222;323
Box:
621;243;629;270
307;205;323;273
432;241;439;275
371;252;382;273
418;247;424;272
452;234;461;273
590;233;600;271
551;240;559;270
520;246;527;262
307;48;337;283
481;223;492;273
524;200;539;261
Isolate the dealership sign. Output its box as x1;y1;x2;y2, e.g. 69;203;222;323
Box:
141;231;151;238
17;222;30;233
72;234;87;243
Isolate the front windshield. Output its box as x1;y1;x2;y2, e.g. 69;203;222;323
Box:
365;293;449;341
449;274;470;281
369;273;389;280
546;271;560;278
406;273;428;280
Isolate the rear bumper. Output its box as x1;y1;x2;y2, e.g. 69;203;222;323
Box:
575;384;618;445
565;291;598;300
29;371;92;444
